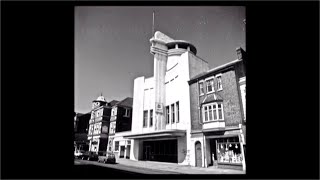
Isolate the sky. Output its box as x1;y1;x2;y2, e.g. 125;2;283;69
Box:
75;6;246;113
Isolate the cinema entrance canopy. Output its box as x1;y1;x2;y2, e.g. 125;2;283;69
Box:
123;129;186;140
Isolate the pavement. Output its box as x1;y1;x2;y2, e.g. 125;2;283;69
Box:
97;158;245;174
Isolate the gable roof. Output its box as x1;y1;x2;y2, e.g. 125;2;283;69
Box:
202;92;223;105
109;100;119;107
115;97;133;108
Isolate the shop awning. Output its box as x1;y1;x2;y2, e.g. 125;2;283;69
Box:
123;129;186;140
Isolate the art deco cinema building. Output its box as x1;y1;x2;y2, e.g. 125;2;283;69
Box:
124;31;209;165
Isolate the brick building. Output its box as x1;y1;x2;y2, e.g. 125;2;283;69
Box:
188;47;246;170
74;112;91;152
87;95;119;153
107;97;133;159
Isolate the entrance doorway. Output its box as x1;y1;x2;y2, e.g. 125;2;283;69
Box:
120;146;125;158
210;139;217;166
195;141;202;167
144;146;151;160
126;145;131;159
143;139;177;163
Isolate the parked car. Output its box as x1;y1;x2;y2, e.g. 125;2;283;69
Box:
74;150;85;158
98;151;116;164
80;151;99;161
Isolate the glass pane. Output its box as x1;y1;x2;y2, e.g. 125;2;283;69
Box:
218;109;222;119
208;106;213;120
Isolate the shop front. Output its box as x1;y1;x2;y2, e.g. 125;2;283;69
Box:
204;128;246;170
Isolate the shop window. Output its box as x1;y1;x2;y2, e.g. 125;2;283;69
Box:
143;110;148;127
115;141;119;151
166;106;170;124
206;78;214;93
199;81;204;95
216;137;242;164
150;110;153;127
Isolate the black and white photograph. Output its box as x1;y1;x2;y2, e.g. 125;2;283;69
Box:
74;6;246;175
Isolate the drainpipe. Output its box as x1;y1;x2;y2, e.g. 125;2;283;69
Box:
197;79;206;168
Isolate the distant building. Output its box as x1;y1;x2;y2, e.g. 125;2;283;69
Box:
87;95;119;153
107;97;133;159
188;47;246;170
74;112;91;152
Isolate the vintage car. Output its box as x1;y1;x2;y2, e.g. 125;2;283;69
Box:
79;151;99;161
74;150;85;158
98;151;116;164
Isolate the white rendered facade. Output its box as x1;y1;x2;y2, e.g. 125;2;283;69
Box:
126;31;209;166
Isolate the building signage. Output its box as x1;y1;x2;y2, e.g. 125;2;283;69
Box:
155;102;163;113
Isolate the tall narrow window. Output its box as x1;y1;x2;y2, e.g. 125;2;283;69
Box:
218;104;223;120
213;104;217;120
150;110;153;127
206;78;214;93
124;108;130;117
199;82;204;95
208;105;213;120
143;110;148;127
171;104;175;123
217;75;222;90
204;106;208;121
115;141;119;151
166;106;170;124
176;101;179;123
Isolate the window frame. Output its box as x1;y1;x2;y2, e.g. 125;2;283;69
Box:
166;106;170;124
124;108;131;117
171;104;175;123
176;101;179;123
115;141;119;151
149;109;153;127
199;81;205;96
205;77;215;94
202;102;224;122
216;74;223;91
143;110;148;127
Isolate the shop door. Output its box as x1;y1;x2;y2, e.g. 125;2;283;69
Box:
126;145;131;159
195;142;202;167
120;146;125;158
145;146;151;160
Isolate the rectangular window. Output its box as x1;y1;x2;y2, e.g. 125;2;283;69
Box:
204;106;208;121
143;110;148;127
213;104;217;120
115;141;119;151
199;82;204;95
208;105;213;120
218;104;223;120
206;78;214;93
203;103;224;122
171;104;175;123
150;110;153;127
217;75;223;90
124;108;131;117
166;106;170;124
176;101;179;123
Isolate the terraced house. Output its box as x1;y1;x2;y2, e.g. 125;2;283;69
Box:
188;47;246;170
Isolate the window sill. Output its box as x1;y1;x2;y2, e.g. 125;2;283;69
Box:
203;119;224;124
199;93;204;97
217;88;223;92
207;91;215;95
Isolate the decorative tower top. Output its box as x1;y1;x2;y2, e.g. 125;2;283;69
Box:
91;94;107;109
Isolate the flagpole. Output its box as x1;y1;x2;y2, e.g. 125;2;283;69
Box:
152;11;155;37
